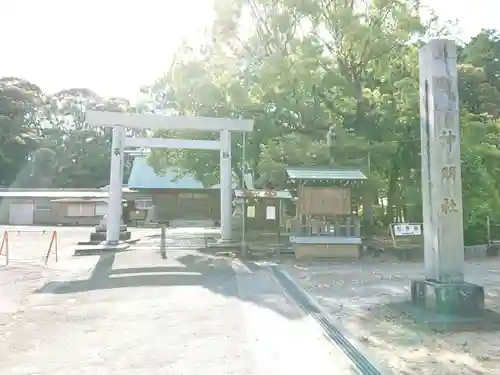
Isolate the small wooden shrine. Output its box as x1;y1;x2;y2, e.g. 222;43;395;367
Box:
285;167;367;260
232;188;293;244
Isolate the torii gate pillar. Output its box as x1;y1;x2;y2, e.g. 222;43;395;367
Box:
106;126;126;245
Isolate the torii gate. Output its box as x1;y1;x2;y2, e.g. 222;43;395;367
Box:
85;110;254;245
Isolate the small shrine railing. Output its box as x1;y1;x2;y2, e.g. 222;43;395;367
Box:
286;215;361;238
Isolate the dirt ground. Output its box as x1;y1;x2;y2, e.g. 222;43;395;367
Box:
0;226;361;374
7;225;500;374
284;258;500;375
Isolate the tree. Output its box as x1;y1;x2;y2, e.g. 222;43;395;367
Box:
457;64;500;117
39;88;134;188
147;0;427;214
0;77;44;187
460;29;500;93
28;148;58;188
456;30;500;119
143;0;500;244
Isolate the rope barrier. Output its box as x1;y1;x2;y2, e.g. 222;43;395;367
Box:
0;229;58;266
0;231;9;265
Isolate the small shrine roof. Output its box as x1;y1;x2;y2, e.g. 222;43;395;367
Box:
285;167;367;181
233;189;292;199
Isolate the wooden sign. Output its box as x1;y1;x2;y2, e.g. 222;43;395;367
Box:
392;223;422;236
299;186;351;216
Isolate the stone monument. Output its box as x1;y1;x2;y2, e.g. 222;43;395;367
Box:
411;39;484;315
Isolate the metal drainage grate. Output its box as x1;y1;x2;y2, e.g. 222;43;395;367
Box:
270;266;386;375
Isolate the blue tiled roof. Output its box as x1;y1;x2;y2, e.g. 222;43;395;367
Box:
127;156;207;189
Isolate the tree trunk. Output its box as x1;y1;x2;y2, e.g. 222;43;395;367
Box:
362;190;374;236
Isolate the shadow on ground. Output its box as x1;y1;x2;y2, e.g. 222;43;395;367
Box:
34;247;304;321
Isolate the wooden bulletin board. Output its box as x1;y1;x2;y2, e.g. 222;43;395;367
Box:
152;190;221;220
299;186;351;216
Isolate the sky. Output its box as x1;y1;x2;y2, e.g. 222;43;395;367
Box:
0;0;498;100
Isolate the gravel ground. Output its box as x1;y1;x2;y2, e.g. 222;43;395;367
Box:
283;258;500;375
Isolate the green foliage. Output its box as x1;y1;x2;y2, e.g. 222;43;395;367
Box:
0;82;131;189
0;77;42;186
144;0;500;244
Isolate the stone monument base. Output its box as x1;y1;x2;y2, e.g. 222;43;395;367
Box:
90;227;131;243
87;214;131;244
74;214;138;256
217;238;236;245
411;279;485;316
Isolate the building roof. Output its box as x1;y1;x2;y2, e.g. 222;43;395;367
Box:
127;156;213;189
211;182;240;190
285;167;367;181
51;198;123;203
0;188;136;199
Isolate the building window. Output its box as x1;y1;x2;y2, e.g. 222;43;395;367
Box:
266;206;276;220
247;206;255;218
135;199;153;210
35;200;51;210
95;203;108;216
67;203;95;217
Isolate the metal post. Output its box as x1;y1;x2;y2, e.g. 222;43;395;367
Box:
241;132;247;257
5;232;8;266
487;216;491;246
1;231;9;266
220;129;233;242
105;126;125;245
160;223;167;259
276;200;281;244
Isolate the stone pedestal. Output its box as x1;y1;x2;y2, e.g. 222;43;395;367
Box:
88;215;131;243
75;214;135;255
90;227;131;242
411;279;485;316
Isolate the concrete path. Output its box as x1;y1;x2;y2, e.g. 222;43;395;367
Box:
0;240;359;374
